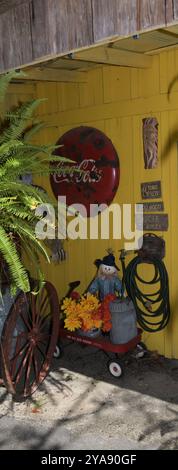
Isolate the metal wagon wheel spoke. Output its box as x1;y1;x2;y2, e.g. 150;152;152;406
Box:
35;344;46;361
19;309;32;332
14;345;32;385
10;339;29;363
33;350;41;383
24;347;35;396
34;290;49;324
1;281;59;398
10;337;29;378
39;312;53;330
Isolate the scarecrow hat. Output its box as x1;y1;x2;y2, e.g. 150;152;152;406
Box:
95;253;120;270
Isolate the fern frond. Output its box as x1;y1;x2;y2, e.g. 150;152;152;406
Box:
9;220;50;263
0;181;52;203
1;204;36;221
1;99;47;143
0;71;26;104
23;122;47;141
0;226;30;292
21;239;45;290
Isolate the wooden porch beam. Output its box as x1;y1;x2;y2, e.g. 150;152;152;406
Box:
14;67;88;83
74;46;152;69
0;1;176;74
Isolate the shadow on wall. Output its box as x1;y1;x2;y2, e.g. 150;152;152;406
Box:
161;75;178;161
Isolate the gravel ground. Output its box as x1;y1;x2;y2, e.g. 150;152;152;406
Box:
0;340;178;450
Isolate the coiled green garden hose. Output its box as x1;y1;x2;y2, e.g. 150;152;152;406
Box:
124;256;170;332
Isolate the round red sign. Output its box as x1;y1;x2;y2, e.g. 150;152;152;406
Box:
50;126;120;216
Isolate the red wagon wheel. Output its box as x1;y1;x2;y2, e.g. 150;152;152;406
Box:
0;281;59;398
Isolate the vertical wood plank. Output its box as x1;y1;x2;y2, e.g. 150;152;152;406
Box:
0;2;32;72
172;0;178;19
131;69;140;100
165;0;174;24
0;1;29;15
139;0;166;30
167;50;177;92
79;67;103;108
60;83;80;112
160;111;172;358
35;83;49;116
138;55;160;98
92;0;137;42
103;66;131;104
30;0;93;61
159;51;168;94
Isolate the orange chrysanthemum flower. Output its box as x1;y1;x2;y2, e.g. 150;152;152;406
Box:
61;292;116;333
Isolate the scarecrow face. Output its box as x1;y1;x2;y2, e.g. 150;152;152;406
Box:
100;263;116;275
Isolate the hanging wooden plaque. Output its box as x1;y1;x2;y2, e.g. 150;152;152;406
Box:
141;181;162;199
142;117;158;169
136;213;168;231
137;201;164;212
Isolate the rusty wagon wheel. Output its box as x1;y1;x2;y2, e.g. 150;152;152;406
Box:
1;281;59;398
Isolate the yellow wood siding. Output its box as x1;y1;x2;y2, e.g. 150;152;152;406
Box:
20;49;178;359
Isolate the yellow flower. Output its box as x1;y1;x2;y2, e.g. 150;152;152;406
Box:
61;293;101;332
64;316;81;331
61;298;75;311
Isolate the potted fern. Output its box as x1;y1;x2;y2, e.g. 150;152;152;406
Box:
0;71;68;293
0;71;73;392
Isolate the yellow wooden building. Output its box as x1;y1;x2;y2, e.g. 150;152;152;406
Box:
2;1;178;359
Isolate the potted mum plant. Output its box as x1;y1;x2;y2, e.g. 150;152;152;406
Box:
61;293;116;336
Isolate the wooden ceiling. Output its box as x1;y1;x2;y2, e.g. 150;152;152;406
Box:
13;27;178;84
113;29;178;53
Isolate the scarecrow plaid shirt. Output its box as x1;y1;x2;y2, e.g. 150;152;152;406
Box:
88;276;122;301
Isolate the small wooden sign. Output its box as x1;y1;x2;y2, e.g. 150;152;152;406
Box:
137;201;164;212
136;213;168;231
141;181;162;199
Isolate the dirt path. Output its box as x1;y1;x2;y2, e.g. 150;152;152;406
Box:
0;340;178;449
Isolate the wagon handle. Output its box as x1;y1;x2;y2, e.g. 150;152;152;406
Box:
66;280;80;298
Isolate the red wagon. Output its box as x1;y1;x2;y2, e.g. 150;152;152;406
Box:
55;325;145;378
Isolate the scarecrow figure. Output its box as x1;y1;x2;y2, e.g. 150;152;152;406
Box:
88;251;122;301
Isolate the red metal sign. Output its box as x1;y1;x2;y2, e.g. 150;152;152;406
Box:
50;126;120;216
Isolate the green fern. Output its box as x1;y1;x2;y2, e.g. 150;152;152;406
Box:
0;71;25;108
1;99;47;143
0;71;70;293
0;227;30;292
